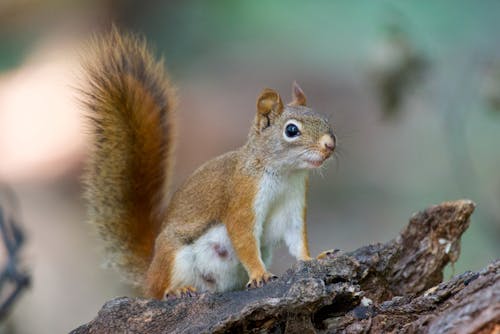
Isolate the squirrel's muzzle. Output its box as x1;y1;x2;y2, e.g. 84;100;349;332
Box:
319;133;336;155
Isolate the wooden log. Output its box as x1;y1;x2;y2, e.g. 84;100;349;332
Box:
71;200;499;334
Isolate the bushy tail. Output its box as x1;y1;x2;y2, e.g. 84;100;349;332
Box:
81;27;176;284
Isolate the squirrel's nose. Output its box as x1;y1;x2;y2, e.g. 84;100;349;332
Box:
319;134;335;152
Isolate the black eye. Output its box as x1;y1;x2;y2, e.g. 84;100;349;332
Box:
285;123;300;138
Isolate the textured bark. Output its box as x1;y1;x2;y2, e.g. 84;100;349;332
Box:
71;199;499;334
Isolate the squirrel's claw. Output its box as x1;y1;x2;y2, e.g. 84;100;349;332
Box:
164;286;198;300
246;272;278;289
317;248;342;260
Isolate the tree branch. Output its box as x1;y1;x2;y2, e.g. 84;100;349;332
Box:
71;199;499;333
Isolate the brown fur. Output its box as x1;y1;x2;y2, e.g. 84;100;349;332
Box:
144;233;177;298
289;81;307;107
145;150;269;297
301;176;312;260
256;89;284;132
225;172;265;280
81;27;176;284
145;152;241;297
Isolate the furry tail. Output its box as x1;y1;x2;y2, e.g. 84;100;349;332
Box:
81;27;176;284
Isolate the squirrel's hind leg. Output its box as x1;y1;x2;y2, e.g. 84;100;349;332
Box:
144;236;180;299
146;224;248;299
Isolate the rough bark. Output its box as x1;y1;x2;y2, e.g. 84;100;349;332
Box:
71;199;499;334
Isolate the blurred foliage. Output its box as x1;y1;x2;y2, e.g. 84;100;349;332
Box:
482;62;500;113
370;22;427;118
0;38;32;72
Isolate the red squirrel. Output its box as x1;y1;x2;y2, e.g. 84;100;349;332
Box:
82;28;336;299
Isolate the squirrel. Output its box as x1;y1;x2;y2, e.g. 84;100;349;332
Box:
81;28;336;300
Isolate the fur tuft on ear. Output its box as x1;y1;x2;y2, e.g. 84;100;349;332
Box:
256;88;283;130
289;81;307;107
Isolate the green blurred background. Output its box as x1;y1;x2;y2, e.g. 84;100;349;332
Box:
0;1;499;333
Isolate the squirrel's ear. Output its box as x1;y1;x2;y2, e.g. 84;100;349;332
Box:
288;81;307;107
256;88;284;130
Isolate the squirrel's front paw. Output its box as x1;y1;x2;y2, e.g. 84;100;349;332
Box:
246;272;278;289
317;248;342;260
163;286;198;300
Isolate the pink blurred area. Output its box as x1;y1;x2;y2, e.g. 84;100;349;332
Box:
0;37;85;182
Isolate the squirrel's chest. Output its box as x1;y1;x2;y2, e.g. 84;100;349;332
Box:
253;171;308;244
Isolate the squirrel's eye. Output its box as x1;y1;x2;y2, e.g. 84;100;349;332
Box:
285;123;301;138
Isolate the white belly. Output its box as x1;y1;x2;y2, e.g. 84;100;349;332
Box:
171;225;247;292
171;170;308;293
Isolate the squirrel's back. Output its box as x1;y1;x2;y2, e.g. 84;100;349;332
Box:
81;28;176;284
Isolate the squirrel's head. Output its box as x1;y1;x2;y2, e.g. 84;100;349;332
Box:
250;82;335;171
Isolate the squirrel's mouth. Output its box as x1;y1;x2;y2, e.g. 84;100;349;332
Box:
301;149;331;168
304;158;326;168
